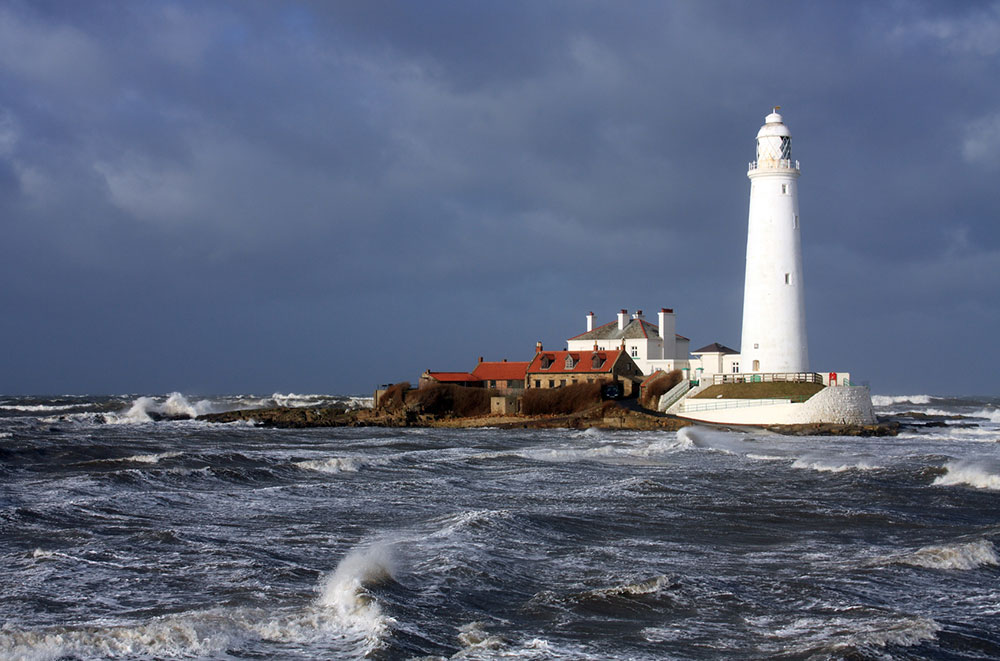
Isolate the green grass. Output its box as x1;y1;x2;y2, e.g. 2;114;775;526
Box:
691;382;824;401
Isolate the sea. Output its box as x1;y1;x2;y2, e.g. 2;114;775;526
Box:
1;392;999;660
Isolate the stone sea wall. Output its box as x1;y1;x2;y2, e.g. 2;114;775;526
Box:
676;385;876;426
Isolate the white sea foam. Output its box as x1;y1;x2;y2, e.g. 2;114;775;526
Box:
0;431;11;439
746;453;787;461
896;540;999;570
5;547;398;659
933;460;1000;490
792;457;879;473
678;426;746;454
456;621;507;653
270;392;327;408
103;393;218;424
969;407;1000;423
871;394;934;406
0;403;85;412
295;457;362;473
0;604;383;660
427;509;514;540
752;612;941;655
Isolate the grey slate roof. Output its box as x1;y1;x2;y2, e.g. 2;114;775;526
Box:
570;318;692;342
692;342;739;354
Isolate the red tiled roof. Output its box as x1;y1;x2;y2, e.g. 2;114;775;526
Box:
471;361;530;381
526;349;624;374
424;371;480;383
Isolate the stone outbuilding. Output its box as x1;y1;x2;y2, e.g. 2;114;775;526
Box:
419;371;480;388
471;359;529;394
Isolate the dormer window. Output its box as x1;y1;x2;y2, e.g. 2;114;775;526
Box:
591;354;605;370
564;354;576;370
540;355;554;369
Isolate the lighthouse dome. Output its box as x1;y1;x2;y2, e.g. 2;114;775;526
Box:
756;112;790;139
754;108;793;166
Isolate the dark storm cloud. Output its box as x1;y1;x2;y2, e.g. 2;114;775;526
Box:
0;1;997;394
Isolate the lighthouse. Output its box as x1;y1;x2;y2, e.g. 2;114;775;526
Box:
739;108;808;373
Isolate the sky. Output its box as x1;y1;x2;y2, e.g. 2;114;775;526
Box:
1;1;998;396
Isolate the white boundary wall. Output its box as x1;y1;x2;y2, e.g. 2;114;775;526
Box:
676;385;876;426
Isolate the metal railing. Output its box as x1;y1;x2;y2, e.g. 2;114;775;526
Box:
656;379;691;412
712;372;823;385
748;159;800;172
682;397;806;413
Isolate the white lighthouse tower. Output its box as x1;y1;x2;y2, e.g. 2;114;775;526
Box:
740;108;808;373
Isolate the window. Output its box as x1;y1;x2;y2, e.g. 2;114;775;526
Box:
794;214;799;229
785;273;791;285
548;380;554;388
752;359;760;371
533;380;540;388
564;355;576;369
541;355;553;369
781;183;787;194
754;343;759;349
560;379;567;387
489;380;496;388
732;362;740;373
630;346;638;357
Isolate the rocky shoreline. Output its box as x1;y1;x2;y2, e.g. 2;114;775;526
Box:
197;403;901;436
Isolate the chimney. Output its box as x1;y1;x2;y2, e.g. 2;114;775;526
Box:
586;311;595;332
618;309;627;330
502;358;507;362
633;309;643;320
479;356;484;363
535;340;543;353
658;308;676;359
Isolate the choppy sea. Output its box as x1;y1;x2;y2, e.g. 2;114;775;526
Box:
1;392;999;660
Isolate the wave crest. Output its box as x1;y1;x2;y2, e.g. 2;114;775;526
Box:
316;543;396;647
897;540;998;570
871;394;934;406
933;460;1000;490
792;457;878;473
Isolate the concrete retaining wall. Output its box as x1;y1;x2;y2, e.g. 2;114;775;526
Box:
676;385;875;426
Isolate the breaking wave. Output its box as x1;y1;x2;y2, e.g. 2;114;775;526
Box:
969;408;1000;423
295;457;363;473
2;546;397;660
933;460;1000;490
792;457;879;473
749;609;942;657
87;451;183;465
316;543;396;648
528;574;679;612
268;393;373;409
871;395;934;406
894;540;999;570
0;403;89;413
